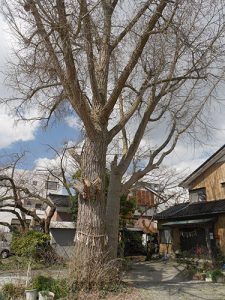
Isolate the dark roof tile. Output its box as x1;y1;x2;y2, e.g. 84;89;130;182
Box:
155;199;225;220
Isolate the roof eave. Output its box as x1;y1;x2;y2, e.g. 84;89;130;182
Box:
179;145;225;188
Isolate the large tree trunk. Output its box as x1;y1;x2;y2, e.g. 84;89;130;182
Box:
106;166;122;259
73;133;108;287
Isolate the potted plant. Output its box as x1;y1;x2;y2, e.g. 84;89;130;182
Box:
25;288;38;300
205;271;212;282
38;291;55;300
211;269;225;283
24;260;38;300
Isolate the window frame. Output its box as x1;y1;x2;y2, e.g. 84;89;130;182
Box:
45;180;58;191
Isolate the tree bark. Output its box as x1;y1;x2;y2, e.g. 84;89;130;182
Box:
73;132;108;286
106;167;122;259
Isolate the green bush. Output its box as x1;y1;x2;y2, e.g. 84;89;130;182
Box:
0;292;6;300
31;275;69;299
123;230;146;256
11;230;50;259
1;283;24;300
210;269;224;282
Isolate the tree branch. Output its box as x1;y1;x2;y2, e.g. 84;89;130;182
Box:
101;0;169;121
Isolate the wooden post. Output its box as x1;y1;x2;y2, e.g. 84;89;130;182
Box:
205;226;215;266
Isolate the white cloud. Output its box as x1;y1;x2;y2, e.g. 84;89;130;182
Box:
34;141;83;177
0;109;39;149
65;115;83;130
0;16;40;149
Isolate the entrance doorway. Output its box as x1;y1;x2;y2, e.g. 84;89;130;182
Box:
180;227;207;255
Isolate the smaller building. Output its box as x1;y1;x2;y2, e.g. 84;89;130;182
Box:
121;184;163;256
156;199;225;257
47;194;75;259
155;144;225;258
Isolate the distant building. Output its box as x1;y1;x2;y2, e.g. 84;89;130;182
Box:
47;194;75;259
0;169;63;232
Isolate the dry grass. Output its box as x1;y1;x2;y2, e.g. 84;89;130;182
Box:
66;286;140;300
68;251;124;291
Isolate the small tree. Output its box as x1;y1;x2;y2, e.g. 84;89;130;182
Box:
0;153;56;233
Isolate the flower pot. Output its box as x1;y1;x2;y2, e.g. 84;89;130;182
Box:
25;289;38;300
216;276;224;283
38;291;55;300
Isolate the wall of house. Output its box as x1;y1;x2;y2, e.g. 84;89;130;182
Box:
135;189;154;206
51;211;72;222
190;162;225;201
50;228;75;259
215;215;225;255
134;217;157;233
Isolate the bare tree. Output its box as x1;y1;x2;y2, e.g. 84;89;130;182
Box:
0;153;56;233
1;0;225;285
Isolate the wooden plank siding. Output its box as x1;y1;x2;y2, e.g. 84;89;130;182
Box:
135;189;154;206
215;215;225;254
189;161;225;201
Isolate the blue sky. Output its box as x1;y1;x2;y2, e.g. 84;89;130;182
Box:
0;118;80;170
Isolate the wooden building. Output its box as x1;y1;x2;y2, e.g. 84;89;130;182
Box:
156;144;225;257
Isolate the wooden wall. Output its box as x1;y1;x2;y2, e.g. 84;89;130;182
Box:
190;162;225;201
135;189;154;206
215;215;225;255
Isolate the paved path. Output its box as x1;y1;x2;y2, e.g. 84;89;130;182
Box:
124;260;187;286
123;261;225;300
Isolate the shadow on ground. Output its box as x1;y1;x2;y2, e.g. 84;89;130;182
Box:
123;261;225;300
123;260;189;287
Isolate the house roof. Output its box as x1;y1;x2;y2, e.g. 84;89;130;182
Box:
155;199;225;220
180;144;225;189
48;194;71;207
50;221;75;229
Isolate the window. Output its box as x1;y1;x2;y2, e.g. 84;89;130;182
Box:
45;180;58;190
221;182;225;187
33;181;37;186
35;203;42;209
189;188;206;202
26;200;31;206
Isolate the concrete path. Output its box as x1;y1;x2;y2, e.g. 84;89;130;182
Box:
124;260;187;287
123;260;225;300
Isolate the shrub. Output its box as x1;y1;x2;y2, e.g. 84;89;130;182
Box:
123;230;146;256
210;269;224;282
31;275;54;292
11;230;50;259
0;292;6;300
31;275;69;299
1;283;24;300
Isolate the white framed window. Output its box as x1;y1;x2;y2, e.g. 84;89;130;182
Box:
189;188;206;202
45;180;58;191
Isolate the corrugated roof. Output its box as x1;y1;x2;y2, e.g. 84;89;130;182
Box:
155;199;225;220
